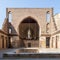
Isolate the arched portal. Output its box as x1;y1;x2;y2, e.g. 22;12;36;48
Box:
19;17;39;47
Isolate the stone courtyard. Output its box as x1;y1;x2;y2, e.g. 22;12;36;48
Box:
0;8;60;59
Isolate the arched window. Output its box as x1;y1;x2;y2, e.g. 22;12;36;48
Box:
46;11;50;23
8;11;12;22
9;28;12;33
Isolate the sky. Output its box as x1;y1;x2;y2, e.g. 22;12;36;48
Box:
0;0;60;29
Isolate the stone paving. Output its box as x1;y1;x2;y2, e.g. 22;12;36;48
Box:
39;48;60;53
0;49;16;58
0;48;60;58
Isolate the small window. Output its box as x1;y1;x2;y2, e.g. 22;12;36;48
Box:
46;11;50;23
9;28;12;33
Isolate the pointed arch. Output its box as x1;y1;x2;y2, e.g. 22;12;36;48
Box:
21;16;39;24
19;16;39;40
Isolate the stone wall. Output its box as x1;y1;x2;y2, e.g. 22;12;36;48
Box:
0;8;59;49
50;31;60;48
6;8;55;34
5;8;56;48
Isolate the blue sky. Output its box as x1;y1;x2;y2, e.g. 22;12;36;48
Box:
0;0;60;29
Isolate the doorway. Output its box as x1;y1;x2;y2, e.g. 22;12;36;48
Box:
28;43;31;47
46;37;50;48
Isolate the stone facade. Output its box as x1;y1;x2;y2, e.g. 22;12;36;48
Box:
0;30;8;49
0;8;60;49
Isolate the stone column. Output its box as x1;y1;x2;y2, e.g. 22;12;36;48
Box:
39;26;41;48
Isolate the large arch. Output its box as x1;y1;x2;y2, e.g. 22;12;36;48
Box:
19;16;39;47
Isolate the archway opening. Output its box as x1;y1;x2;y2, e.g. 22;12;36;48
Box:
19;17;39;47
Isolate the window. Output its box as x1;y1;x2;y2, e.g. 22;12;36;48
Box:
46;37;50;48
28;43;31;47
46;11;50;23
9;11;12;22
9;28;12;33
